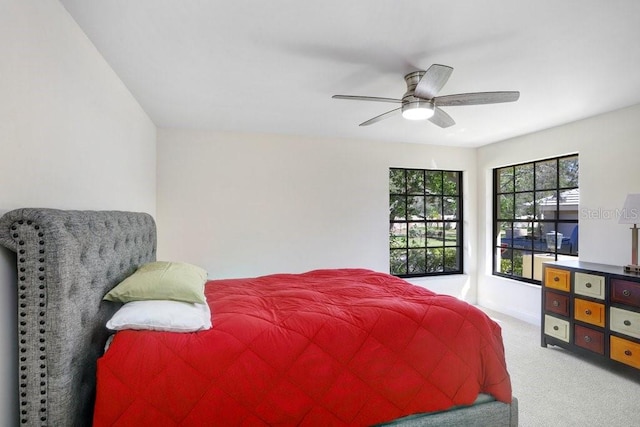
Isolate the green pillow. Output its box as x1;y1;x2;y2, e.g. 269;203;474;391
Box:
104;261;207;304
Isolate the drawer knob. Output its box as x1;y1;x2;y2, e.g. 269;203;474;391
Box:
585;282;592;288
625;349;633;357
552;300;560;307
624;320;632;326
553;326;559;331
585;309;592;316
623;289;631;297
553;276;560;282
584;335;592;343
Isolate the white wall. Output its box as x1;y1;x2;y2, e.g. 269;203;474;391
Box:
477;104;640;324
0;1;157;425
157;129;477;300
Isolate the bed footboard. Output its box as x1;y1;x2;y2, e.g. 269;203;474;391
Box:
0;208;156;427
378;397;518;426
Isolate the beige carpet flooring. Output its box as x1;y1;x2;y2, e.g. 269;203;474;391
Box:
480;307;640;426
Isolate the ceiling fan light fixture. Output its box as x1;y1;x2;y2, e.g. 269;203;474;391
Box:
402;101;434;120
332;64;519;128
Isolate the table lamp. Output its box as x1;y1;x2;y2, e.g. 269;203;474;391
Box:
619;193;640;273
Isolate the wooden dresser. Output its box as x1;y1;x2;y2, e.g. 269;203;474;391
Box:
542;259;640;370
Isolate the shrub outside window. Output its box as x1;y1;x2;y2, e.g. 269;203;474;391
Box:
389;168;463;277
493;154;579;284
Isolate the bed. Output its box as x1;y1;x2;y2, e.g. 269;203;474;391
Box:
0;208;518;426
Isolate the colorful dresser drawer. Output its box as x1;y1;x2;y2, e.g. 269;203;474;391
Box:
574;272;605;300
574;298;605;327
545;268;570;292
611;279;640;308
610;335;640;370
574;324;604;355
544;315;570;342
544;291;569;316
610;307;640;340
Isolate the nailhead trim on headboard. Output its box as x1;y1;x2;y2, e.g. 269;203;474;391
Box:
14;220;49;425
0;209;157;427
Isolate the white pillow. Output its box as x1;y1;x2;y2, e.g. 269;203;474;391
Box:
106;300;212;332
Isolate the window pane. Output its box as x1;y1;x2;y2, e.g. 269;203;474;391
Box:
444;248;459;272
521;252;542;279
497;222;512;248
497;167;514;193
531;222;543;242
407;196;425;219
426;248;444;273
389;169;405;193
515;192;534;219
390;249;407;275
390;223;407;249
544;222;578;256
406;170;424;194
444;224;459;247
426;223;444;246
443;172;459;195
515;164;534;191
443;197;459;219
535;159;558;190
535;190;556;220
510;250;525;278
408;223;426;248
408;249;426;274
559;156;579;188
511;222;533;251
390;195;406;220
425;170;443;194
425;196;442;219
498;194;514;219
553;223;575;255
496;247;512;274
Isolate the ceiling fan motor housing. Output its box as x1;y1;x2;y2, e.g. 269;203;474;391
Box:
402;71;434;118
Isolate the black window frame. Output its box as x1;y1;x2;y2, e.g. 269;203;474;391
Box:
389;168;464;278
493;154;579;284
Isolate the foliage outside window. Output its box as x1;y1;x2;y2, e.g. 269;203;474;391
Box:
494;154;579;284
389;168;463;277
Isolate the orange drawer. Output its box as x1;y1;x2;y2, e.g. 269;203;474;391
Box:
544;291;569;316
611;279;640;308
544;267;570;292
611;335;640;369
574;298;605;327
574;324;604;355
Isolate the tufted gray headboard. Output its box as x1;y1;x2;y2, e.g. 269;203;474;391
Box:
0;208;156;427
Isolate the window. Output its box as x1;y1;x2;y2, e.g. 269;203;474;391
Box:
493;154;579;284
389;168;463;277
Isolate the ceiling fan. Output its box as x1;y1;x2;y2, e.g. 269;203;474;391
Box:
332;64;520;128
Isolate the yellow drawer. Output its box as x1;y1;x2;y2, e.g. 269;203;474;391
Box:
611;335;640;370
574;298;605;327
544;314;570;342
610;307;640;340
545;267;570;292
574;272;605;300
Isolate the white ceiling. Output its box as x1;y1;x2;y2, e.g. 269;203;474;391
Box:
59;0;640;147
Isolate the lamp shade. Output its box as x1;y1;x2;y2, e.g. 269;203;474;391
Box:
619;193;640;224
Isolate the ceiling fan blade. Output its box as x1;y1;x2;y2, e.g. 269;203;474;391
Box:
332;95;402;104
414;64;454;99
429;107;455;128
434;91;520;106
359;107;402;126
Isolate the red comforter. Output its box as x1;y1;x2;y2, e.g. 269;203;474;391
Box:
94;269;511;426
